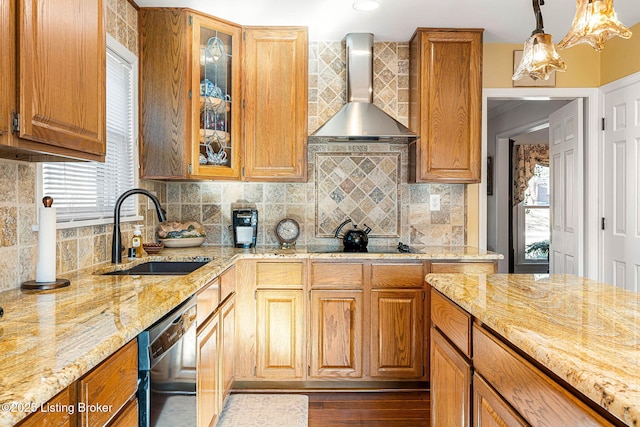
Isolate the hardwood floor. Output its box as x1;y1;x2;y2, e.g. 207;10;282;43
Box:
307;391;430;427
231;382;430;426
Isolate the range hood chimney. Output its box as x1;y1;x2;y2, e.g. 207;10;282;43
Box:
310;33;417;141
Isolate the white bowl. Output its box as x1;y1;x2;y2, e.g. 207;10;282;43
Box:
159;237;205;248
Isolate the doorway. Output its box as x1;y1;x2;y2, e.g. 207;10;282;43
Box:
481;88;599;277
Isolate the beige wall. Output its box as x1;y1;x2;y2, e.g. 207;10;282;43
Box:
483;22;640;88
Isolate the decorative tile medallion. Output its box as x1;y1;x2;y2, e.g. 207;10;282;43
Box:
316;152;400;237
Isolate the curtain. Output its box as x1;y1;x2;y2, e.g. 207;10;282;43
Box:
513;144;549;206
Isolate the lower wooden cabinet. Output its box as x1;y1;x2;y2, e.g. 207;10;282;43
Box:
78;339;138;427
198;310;220;427
473;373;527;427
220;295;236;408
430;288;617;427
17;386;75;427
256;289;305;379
309;290;363;378
430;327;471;427
370;289;424;378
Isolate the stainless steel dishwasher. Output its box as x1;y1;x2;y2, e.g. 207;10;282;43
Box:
138;296;197;427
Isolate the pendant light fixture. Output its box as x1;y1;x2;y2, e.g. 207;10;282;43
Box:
558;0;632;51
513;0;567;81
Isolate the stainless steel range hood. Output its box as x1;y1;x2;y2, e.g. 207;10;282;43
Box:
310;33;417;141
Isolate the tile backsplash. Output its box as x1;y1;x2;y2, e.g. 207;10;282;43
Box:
0;23;467;291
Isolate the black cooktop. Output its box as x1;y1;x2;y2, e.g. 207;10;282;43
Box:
306;242;414;254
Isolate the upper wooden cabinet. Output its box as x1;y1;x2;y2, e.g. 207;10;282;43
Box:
139;9;308;181
243;27;308;181
1;0;106;162
409;28;483;183
140;9;242;180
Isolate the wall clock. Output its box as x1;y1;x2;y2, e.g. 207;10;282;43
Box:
275;218;300;248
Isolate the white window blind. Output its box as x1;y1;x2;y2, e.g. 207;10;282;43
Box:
41;36;138;225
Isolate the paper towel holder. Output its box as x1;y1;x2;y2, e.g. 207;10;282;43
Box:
21;196;71;291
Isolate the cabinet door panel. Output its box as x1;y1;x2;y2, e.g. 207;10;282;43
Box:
431;328;471;427
473;373;528;427
243;27;307;181
220;295;235;403
19;386;75;427
409;29;482;183
310;290;363;378
19;0;105;157
370;289;424;378
256;290;304;378
198;312;220;427
78;339;137;427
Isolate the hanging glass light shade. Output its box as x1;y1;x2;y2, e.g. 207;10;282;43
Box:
558;0;632;51
513;0;567;81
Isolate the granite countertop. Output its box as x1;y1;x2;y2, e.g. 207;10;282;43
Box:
0;245;499;426
426;273;640;427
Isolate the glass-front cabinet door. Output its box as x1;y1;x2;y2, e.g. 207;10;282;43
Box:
190;16;241;179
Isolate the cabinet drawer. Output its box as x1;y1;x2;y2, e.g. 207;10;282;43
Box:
220;265;236;302
371;262;424;288
256;262;303;288
311;262;364;288
78;339;138;427
473;324;615;427
430;262;496;274
109;398;138;427
473;373;528;427
431;290;471;358
197;277;220;327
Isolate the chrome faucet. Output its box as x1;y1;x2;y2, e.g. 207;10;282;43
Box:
111;188;167;264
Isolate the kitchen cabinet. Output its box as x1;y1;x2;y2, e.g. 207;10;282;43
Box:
430;288;617;427
309;290;363;378
17;386;75;427
140;9;242;180
430;327;471;427
78;339;138;427
1;0;106;162
370;262;426;379
408;28;483;183
256;289;305;378
198;304;220;427
196;266;236;427
242;27;308;181
430;261;497;274
309;262;364;379
139;9;308;182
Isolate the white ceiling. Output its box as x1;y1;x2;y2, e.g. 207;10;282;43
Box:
135;0;640;43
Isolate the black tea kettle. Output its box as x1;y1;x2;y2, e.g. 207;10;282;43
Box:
334;219;372;252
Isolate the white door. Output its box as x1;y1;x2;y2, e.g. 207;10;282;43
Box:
549;99;583;275
602;80;640;291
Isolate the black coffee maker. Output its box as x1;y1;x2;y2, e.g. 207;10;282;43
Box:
233;209;258;248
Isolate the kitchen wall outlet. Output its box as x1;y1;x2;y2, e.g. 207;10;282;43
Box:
430;194;441;211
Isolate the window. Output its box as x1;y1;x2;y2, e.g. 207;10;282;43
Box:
519;163;550;263
40;35;140;227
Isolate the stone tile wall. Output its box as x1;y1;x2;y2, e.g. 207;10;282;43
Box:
164;40;467;250
0;0;156;291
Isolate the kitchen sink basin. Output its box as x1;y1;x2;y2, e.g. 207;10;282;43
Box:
103;261;210;276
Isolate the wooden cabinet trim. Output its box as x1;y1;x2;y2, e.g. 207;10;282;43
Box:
431;289;472;358
17;385;75;427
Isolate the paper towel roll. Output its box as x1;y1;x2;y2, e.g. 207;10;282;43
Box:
35;206;56;283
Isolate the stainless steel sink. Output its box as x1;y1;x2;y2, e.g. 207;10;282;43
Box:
103;261;210;276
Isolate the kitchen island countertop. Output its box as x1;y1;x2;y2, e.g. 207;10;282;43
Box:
427;273;640;427
0;245;499;426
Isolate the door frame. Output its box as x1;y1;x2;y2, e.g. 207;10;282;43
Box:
475;87;600;279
